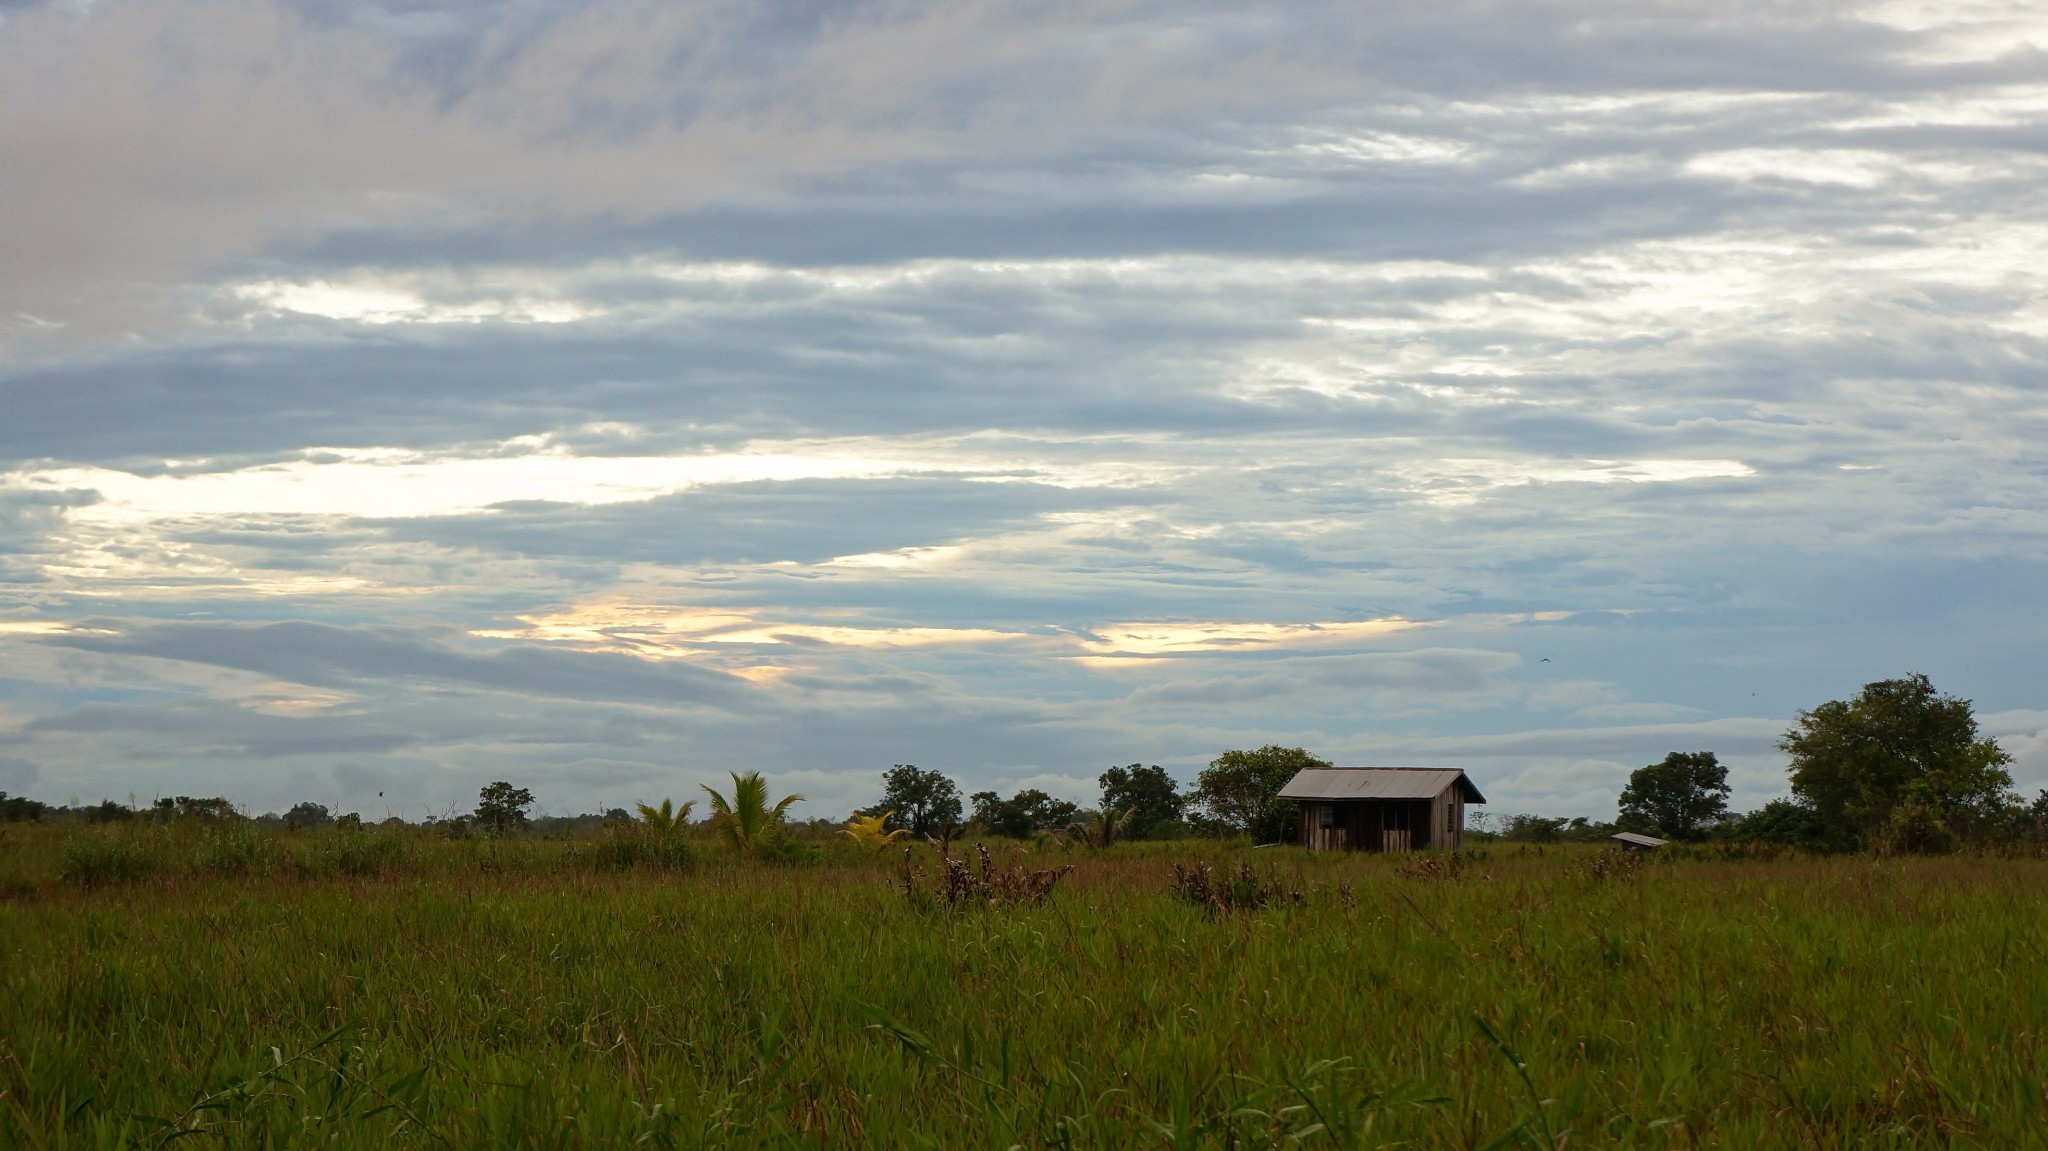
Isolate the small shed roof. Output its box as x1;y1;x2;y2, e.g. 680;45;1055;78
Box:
1611;831;1667;848
1277;767;1487;804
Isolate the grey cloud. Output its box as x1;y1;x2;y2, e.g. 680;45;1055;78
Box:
0;755;38;791
37;620;751;706
24;701;423;759
4;0;2040;338
1378;717;1787;759
1125;648;1522;709
371;477;1157;566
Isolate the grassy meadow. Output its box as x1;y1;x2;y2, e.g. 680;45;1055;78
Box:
1;821;2045;1148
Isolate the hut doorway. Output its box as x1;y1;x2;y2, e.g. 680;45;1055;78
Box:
1382;801;1411;853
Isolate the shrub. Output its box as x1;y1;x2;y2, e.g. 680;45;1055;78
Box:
571;827;691;873
330;829;416;877
196;825;271;878
60;831;158;888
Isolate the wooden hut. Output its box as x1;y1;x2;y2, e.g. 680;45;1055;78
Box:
1610;831;1666;852
1279;767;1487;852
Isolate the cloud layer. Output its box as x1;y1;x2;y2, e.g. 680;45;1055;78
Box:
3;0;2046;818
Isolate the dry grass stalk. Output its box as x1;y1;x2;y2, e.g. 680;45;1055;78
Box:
1167;859;1303;915
900;842;1076;908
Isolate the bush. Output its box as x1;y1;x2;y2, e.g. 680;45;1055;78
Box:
325;828;417;877
1730;799;1826;847
60;831;158;888
570;827;692;873
196;825;272;878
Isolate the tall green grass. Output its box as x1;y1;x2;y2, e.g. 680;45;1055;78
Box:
1;830;2043;1147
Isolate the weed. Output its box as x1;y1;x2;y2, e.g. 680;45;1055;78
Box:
1167;859;1303;914
900;842;1075;908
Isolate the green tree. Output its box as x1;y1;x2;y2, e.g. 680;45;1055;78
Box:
1783;674;2015;852
1191;746;1330;843
474;782;535;836
1097;764;1184;839
969;789;1080;838
701;771;804;856
0;792;49;822
856;765;963;838
1731;798;1826;846
1616;752;1730;840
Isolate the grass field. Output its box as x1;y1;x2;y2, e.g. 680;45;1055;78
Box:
1;823;2045;1148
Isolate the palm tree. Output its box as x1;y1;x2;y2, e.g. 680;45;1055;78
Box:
700;771;805;856
636;798;695;839
1070;806;1135;849
841;810;911;850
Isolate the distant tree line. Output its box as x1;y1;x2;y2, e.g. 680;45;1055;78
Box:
7;673;2034;857
1482;674;2045;854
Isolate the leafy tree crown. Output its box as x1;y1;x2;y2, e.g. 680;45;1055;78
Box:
475;782;536;835
1098;764;1184;839
1782;673;2013;851
857;765;963;838
1616;751;1730;840
1191;746;1330;844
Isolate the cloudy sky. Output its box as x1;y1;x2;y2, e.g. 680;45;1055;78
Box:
3;0;2047;821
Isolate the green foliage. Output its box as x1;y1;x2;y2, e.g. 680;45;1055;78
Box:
473;782;536;837
319;827;417;877
283;801;331;827
57;828;159;887
572;824;693;872
5;838;2048;1147
857;765;963;837
1783;674;2015;851
0;791;49;822
1730;799;1826;846
152;795;239;822
701;771;804;856
1191;745;1329;843
841;811;911;850
1097;763;1185;839
634;797;695;837
967;788;1079;838
1068;805;1135;849
1617;751;1730;840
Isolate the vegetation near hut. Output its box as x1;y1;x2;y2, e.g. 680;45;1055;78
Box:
1097;763;1186;839
1191;745;1329;843
1616;751;1730;840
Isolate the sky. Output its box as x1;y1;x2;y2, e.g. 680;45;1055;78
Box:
3;0;2047;822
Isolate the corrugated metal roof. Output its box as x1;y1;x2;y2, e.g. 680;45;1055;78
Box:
1277;767;1486;804
1611;831;1667;848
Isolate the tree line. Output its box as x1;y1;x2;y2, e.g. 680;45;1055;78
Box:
1494;674;2045;853
4;673;2037;856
